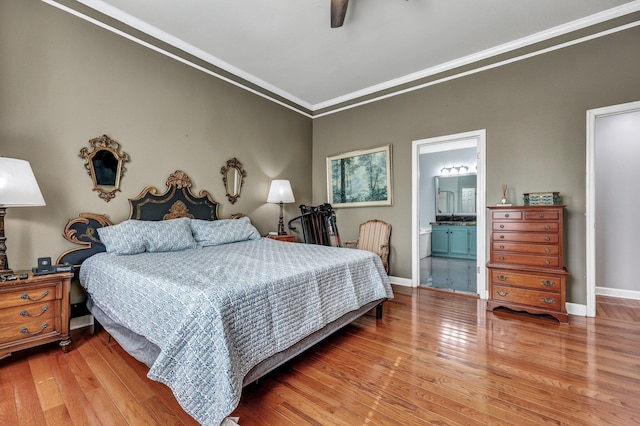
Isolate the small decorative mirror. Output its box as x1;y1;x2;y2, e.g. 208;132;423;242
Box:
220;158;246;204
79;135;130;202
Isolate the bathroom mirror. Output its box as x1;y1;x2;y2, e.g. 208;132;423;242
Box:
435;173;477;215
220;157;246;204
79;135;130;202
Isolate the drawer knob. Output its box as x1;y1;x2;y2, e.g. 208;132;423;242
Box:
20;305;49;317
20;322;49;335
544;260;550;265
505;214;510;218
499;235;505;239
541;280;556;287
544;225;550;230
497;275;509;281
500;225;504;228
21;290;50;302
541;297;556;305
544;236;550;241
545;248;551;253
500;245;505;249
497;290;509;297
539;214;545;218
499;256;505;261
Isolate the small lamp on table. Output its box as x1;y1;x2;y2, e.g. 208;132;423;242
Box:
0;158;46;274
267;180;295;235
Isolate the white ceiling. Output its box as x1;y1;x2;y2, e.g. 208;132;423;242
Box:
70;0;639;111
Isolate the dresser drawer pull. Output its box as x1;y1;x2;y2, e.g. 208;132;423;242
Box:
505;214;510;218
499;256;505;260
545;248;551;253
497;275;509;281
544;225;550;230
499;235;505;239
497;290;509;297
541;297;556;305
500;245;505;249
538;214;545;218
544;236;550;241
21;290;50;302
544;260;550;265
499;225;504;228
541;280;556;287
20;322;49;335
20;305;49;318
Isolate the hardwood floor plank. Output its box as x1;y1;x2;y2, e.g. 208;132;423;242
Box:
5;357;47;425
28;351;64;411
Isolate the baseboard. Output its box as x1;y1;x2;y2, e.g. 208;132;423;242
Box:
566;303;587;317
596;286;640;300
389;276;412;287
70;314;94;330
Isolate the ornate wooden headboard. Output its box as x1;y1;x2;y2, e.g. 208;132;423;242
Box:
57;170;219;266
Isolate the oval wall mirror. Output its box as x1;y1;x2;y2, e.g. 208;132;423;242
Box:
220;158;246;204
79;135;130;202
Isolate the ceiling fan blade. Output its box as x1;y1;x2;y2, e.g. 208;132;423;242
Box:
331;0;349;28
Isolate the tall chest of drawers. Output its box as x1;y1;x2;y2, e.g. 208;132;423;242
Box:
0;272;72;360
487;205;569;323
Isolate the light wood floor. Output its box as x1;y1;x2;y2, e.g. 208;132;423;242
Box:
2;286;640;425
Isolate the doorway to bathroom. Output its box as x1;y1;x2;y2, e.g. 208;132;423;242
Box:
412;130;486;298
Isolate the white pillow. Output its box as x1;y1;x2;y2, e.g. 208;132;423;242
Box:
191;216;261;247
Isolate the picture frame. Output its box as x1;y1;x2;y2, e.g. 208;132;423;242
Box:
327;144;392;208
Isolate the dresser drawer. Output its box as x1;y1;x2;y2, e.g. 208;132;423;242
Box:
0;286;58;309
492;284;561;310
490;270;562;291
491;253;559;268
492;242;559;255
525;210;560;220
0;318;57;345
493;222;558;232
0;301;57;326
492;232;559;244
492;210;522;220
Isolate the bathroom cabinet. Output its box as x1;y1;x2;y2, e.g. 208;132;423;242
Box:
431;224;476;259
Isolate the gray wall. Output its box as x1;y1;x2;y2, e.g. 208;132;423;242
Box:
312;25;640;305
0;0;312;270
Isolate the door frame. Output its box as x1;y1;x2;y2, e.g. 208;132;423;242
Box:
586;100;640;317
412;130;487;297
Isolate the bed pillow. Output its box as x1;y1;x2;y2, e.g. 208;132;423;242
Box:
137;217;198;252
191;216;261;247
97;221;146;255
97;218;197;254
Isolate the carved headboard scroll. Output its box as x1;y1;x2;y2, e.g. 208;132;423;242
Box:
130;170;219;221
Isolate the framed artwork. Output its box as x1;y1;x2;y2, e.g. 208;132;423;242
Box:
327;144;392;207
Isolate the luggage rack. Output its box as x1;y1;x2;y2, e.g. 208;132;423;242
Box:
288;203;341;247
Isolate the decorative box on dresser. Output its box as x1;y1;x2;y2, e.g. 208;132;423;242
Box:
0;272;72;360
487;205;569;323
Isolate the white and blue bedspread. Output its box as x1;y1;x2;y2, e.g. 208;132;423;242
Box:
79;238;393;425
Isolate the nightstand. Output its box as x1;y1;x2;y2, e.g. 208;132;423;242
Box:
266;234;296;243
0;271;72;360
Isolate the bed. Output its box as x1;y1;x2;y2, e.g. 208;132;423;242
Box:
58;170;393;426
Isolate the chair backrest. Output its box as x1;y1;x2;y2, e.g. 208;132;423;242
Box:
357;219;391;273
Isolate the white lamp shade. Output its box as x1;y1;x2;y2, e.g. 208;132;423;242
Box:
0;158;46;207
267;179;295;203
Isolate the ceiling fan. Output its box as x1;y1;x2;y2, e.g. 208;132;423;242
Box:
331;0;349;28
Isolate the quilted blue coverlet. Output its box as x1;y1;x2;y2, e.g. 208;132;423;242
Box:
79;238;393;425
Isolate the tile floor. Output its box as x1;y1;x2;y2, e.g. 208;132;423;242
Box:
419;255;477;295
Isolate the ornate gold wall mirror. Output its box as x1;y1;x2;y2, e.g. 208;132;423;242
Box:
220;158;246;204
79;135;130;202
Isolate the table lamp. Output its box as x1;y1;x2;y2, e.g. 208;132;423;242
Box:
267;180;295;235
0;158;46;274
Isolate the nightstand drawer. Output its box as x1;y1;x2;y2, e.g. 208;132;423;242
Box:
0;286;58;309
492;284;561;310
0;318;57;345
490;270;562;291
0;301;57;326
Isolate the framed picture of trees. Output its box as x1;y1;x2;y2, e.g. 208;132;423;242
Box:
327;144;392;208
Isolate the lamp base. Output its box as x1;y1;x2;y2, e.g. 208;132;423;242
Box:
0;207;11;274
277;201;286;235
